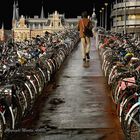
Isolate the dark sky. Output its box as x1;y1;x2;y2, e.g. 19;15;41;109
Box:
0;0;113;30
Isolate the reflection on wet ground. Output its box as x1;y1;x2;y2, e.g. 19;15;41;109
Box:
11;39;125;140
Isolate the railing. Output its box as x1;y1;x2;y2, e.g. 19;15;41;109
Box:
111;7;140;17
113;20;140;26
113;1;140;9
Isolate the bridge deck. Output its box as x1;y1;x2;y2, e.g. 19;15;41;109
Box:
13;39;125;140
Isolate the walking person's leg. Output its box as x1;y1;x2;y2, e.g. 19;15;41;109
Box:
81;38;86;61
85;37;91;61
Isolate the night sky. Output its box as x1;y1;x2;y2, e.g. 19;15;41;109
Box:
0;0;113;30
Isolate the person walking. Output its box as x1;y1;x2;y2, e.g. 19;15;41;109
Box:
78;11;93;62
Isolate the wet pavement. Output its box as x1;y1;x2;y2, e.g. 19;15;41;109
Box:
11;39;125;140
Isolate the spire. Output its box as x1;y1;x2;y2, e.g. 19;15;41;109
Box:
1;22;4;30
93;4;95;12
1;22;4;41
40;1;45;18
12;1;19;21
12;1;16;21
16;0;19;20
92;3;96;18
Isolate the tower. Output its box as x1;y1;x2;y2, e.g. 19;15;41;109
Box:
12;1;16;27
0;23;5;41
16;1;19;20
91;4;97;28
12;1;19;28
92;4;96;19
40;1;45;18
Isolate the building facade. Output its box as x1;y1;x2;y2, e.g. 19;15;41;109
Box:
12;11;67;42
0;1;96;42
11;1;80;42
111;0;140;38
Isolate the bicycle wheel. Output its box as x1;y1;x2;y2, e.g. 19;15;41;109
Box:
12;95;22;128
121;94;137;132
126;108;140;140
0;114;5;140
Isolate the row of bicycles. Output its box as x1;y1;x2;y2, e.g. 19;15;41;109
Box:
96;27;140;140
0;28;79;140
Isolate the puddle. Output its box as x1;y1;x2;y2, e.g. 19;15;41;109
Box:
49;98;65;105
63;75;71;78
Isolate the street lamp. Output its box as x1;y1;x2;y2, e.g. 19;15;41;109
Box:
124;0;126;35
104;3;108;30
101;7;104;28
99;10;102;27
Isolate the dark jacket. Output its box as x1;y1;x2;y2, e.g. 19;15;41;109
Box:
78;18;93;38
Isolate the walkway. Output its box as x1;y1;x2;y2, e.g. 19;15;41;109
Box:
13;39;125;140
